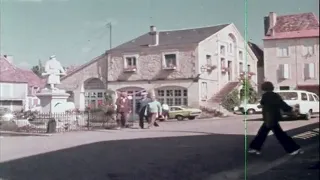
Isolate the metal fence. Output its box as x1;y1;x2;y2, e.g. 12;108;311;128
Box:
0;111;136;134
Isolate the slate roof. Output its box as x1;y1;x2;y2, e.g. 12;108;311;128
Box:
265;12;319;40
248;42;264;67
111;24;230;51
62;24;230;79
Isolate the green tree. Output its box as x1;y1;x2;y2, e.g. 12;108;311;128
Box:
31;60;45;77
240;78;258;104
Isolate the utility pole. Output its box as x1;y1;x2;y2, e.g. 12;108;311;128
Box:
107;22;112;49
105;22;112;94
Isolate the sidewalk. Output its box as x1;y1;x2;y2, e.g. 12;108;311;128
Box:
248;145;319;180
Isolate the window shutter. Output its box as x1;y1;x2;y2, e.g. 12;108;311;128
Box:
304;63;309;79
278;64;284;79
301;46;308;56
309;63;315;78
277;48;282;57
283;64;289;79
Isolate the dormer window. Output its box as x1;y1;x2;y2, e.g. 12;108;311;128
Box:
123;55;138;72
162;53;178;70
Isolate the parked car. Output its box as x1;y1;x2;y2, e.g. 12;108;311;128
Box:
0;107;15;121
234;101;262;115
167;106;202;121
275;90;319;120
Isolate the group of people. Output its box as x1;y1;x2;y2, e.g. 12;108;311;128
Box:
115;81;304;156
115;91;169;130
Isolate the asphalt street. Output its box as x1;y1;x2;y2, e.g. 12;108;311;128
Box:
0;115;318;180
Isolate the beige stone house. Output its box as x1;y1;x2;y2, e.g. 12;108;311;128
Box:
61;24;258;111
263;12;319;94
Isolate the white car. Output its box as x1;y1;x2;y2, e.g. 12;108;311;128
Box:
234;102;262;115
275;90;319;120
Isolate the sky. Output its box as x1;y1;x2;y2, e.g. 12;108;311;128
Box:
0;0;319;69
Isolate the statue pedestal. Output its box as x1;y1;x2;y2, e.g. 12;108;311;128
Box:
36;89;70;113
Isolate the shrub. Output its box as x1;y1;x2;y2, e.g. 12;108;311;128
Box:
221;89;241;111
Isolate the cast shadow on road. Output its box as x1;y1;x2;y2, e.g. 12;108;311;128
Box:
244;116;318;122
0;123;318;180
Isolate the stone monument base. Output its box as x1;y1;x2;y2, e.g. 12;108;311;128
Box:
36;88;70;113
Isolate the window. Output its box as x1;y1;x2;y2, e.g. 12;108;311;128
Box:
125;57;137;68
206;55;212;66
156;88;188;106
157;90;165;96
220;45;226;55
313;95;319;101
97;92;103;98
167;98;174;106
239;51;243;60
277;45;289;57
308;94;315;101
228;43;233;53
163;54;177;68
174;98;182;105
174;90;181;96
247;64;251;72
302;43;315;56
221;58;225;68
239;62;243;73
301;93;308;101
304;63;315;79
279;64;290;79
278;92;298;100
166;90;173;96
279;86;290;90
201;82;208;100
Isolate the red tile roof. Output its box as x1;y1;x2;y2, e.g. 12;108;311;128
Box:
0;56;28;83
18;68;45;88
264;12;319;40
0;56;45;88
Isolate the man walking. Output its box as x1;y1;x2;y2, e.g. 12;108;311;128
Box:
248;81;303;155
137;92;151;129
145;95;162;129
115;92;131;129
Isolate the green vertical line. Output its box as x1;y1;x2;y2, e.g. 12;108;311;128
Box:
244;0;248;180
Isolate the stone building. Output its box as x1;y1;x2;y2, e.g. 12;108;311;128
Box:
60;24;258;111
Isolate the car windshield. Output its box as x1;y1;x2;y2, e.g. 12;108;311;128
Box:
180;105;191;109
278;92;298;100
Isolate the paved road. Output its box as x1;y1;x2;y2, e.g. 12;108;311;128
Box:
0;115;318;180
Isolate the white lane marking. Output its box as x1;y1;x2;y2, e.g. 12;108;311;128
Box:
293;130;319;139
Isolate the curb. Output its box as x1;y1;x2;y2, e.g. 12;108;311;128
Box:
205;142;319;180
0;131;53;137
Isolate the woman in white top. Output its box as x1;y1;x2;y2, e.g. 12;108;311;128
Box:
162;103;169;121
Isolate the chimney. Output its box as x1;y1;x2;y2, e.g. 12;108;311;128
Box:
267;12;277;36
4;55;13;63
149;25;159;46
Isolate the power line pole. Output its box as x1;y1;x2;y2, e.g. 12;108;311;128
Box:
105;22;112;92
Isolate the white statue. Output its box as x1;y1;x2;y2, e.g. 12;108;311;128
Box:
42;55;66;90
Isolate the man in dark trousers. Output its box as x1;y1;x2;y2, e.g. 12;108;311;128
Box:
115;92;131;129
137;92;151;129
248;81;303;155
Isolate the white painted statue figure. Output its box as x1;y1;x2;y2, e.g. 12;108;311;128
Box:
42;55;66;90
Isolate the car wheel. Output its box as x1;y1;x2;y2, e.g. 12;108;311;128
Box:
303;110;312;120
176;115;184;121
188;116;196;120
247;109;256;115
